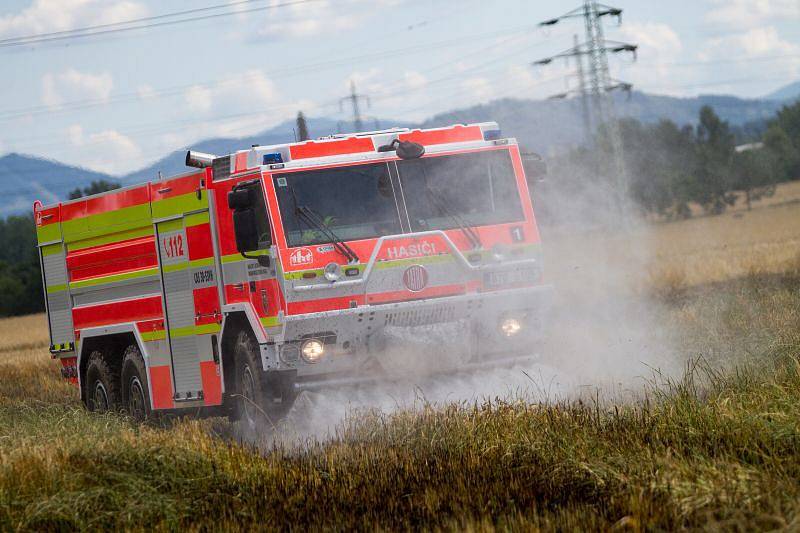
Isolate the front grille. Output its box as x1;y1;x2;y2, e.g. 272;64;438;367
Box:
385;305;457;327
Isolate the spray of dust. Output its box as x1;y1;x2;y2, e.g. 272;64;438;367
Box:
252;148;687;447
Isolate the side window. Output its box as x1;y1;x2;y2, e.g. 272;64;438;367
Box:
249;184;272;250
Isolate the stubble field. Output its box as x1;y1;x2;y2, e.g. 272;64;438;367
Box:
0;183;799;530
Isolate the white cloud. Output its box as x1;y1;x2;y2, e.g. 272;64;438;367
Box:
137;84;156;100
183;69;282;115
41;68;113;107
403;71;427;91
67;124;142;174
461;77;493;101
615;21;684;94
241;0;405;41
185;85;213;113
702;26;800;65
0;0;147;39
705;0;800;30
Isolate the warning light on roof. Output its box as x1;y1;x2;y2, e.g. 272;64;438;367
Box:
483;128;502;141
262;153;283;165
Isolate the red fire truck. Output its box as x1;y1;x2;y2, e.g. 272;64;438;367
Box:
34;122;550;427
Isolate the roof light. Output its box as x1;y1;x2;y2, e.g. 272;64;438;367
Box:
483;129;502;141
262;152;283;165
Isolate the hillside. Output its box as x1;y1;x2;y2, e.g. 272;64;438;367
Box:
421;91;786;154
764;80;800;101
0;154;113;217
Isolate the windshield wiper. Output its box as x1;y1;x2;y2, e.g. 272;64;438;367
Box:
427;188;482;249
292;203;360;264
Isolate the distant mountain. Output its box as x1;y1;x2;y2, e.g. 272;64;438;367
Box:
764;81;800;102
0;153;113;217
122;117;413;184
421;91;786;155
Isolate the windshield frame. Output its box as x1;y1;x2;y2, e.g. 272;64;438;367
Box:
265;145;528;252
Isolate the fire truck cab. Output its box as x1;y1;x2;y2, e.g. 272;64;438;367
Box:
35;122;551;426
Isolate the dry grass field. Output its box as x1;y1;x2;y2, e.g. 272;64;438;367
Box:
0;183;799;530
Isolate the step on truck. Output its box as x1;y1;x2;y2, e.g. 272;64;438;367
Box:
35;122;551;427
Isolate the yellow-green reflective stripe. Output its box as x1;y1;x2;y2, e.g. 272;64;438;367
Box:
69;267;159;290
67;226;154;252
284;268;323;280
162;257;214;274
375;255;454;270
62;204;151;243
170;323;220;338
260;316;281;328
221;249;270;264
41;243;62;257
152;191;208;219
141;330;166;342
184;211;210;227
157;218;183;233
284;264;366;280
36;223;61;244
46;283;67;294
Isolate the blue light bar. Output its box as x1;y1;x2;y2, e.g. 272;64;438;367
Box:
262;152;283;165
483;129;502;141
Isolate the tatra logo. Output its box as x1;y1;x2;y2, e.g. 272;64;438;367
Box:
403;264;429;292
386;241;437;260
289;248;313;266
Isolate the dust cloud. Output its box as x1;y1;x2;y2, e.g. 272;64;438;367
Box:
254;150;685;446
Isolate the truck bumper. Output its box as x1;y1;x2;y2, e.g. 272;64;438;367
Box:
259;284;553;387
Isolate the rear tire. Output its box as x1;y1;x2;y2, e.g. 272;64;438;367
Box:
121;345;151;422
85;351;119;413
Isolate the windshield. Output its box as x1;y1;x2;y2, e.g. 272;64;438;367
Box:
273;162;402;247
397;150;524;232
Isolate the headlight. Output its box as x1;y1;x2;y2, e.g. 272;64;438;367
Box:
324;262;341;282
301;339;325;363
499;317;522;337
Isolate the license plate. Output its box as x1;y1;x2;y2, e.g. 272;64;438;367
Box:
484;268;535;287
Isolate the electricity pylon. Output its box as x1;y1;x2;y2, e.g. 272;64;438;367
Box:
534;0;637;224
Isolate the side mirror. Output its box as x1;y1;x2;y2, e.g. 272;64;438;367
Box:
228;188;252;210
228;182;272;265
377;139;425;159
232;208;260;253
521;153;547;183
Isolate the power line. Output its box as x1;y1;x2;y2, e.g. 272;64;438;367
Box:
0;0;321;49
0;25;537;122
0;0;271;45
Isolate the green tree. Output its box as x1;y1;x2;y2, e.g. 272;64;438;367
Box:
296;111;310;142
731;148;777;210
0;215;43;317
68;179;121;200
763;100;800;181
694;105;737;214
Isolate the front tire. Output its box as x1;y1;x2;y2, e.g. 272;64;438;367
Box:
121;345;151;422
85;351;119;413
234;331;270;432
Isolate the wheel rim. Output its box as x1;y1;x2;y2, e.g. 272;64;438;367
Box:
129;376;146;420
241;365;257;428
93;381;109;412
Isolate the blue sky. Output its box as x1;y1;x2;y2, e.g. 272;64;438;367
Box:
0;0;798;175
